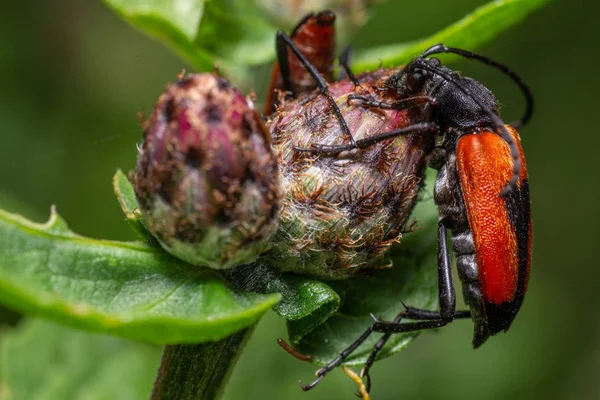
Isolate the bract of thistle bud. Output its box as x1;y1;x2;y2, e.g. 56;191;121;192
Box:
133;73;280;269
266;68;434;280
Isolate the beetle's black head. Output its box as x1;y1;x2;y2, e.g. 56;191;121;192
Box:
385;57;445;98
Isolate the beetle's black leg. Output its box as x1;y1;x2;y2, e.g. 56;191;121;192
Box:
437;219;456;319
347;94;435;110
299;313;451;392
293;94;438;154
359;219;466;393
299;325;375;391
276;31;356;147
401;308;471;320
354;122;439;149
395;220;472;321
299;220;473;392
339;46;360;87
360;311;404;395
371;318;448;333
370;221;471;333
353;120;434;148
294;122;439;154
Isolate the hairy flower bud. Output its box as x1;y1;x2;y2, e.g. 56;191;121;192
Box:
266;68;434;280
133;73;280;269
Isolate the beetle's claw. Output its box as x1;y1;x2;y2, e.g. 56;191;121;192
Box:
299;374;324;391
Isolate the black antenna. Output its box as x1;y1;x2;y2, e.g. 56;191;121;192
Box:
417;62;521;196
422;44;534;129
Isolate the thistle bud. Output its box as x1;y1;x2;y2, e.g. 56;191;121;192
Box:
266;68;434;280
133;73;280;269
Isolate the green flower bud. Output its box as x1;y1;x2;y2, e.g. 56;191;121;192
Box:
133;73;280;269
266;68;434;280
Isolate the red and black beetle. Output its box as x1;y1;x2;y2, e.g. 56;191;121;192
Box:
272;22;533;393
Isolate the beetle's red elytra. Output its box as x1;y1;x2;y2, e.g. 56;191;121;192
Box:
456;126;531;336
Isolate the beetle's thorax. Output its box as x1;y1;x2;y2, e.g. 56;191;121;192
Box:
433;75;499;133
387;61;500;135
432;148;492;346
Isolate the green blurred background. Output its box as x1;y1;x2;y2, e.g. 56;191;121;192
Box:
1;0;598;399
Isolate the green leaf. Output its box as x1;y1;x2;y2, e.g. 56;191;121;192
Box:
222;262;341;348
113;169;154;241
102;0;216;71
102;0;277;80
353;0;552;71
0;318;161;400
292;172;440;365
0;207;280;344
195;0;276;66
266;275;340;346
102;0;549;84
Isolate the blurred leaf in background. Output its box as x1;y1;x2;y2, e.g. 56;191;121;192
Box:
0;319;160;400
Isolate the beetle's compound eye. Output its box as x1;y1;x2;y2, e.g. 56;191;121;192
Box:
427;57;442;68
406;66;427;92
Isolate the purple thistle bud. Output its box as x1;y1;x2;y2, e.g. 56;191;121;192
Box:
133;73;280;269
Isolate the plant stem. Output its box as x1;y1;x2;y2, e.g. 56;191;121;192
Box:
150;328;253;400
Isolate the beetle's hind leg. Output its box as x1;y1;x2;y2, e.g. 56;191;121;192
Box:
300;220;472;393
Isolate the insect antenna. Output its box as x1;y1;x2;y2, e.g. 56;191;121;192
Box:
422;44;534;129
